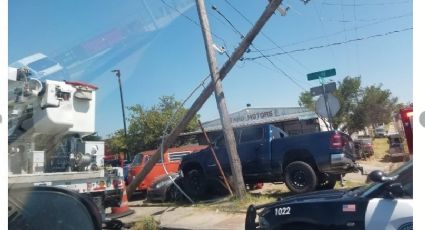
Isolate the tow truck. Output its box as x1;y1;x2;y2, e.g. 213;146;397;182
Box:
8;66;122;221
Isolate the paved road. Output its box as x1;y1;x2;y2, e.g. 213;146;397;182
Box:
115;160;407;229
117;203;245;230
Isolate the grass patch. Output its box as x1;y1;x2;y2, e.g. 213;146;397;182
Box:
131;216;158;230
195;179;367;213
371;138;389;160
335;179;366;189
196;193;280;213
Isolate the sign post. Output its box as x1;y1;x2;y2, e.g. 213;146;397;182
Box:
307;68;336;130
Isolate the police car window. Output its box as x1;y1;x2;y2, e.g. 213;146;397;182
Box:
240;127;263;143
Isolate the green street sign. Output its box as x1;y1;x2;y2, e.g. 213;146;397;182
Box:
307;68;336;81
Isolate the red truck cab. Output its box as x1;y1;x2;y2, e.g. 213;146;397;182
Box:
127;145;207;192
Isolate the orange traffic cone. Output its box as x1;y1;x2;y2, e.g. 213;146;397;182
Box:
107;181;135;219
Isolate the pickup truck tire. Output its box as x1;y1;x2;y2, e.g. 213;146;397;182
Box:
284;161;317;193
316;173;337;190
166;185;182;202
184;169;206;199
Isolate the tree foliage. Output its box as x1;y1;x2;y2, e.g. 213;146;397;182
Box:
298;76;399;134
359;85;398;127
106;96;199;156
298;91;314;111
333;76;362;131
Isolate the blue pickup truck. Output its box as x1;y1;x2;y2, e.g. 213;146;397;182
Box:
180;124;362;197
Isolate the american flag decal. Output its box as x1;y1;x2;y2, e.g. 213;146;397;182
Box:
343;204;356;212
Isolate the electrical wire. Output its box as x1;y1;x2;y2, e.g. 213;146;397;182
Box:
322;0;411;7
159;0;228;46
211;5;308;91
244;27;412;61
222;0;312;73
249;13;412;53
157;73;211;204
313;0;338;63
352;0;361;73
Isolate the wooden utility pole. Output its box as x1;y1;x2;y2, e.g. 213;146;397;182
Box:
195;0;245;198
127;0;283;198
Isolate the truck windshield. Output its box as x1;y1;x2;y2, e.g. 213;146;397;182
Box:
132;154;142;166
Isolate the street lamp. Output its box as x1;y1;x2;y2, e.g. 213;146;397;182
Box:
111;69;127;137
112;69;127;165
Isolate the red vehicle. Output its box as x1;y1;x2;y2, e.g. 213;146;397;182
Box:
400;106;413;154
127;145;207;192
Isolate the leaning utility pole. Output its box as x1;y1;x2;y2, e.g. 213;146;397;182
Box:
195;0;245;198
127;0;283;199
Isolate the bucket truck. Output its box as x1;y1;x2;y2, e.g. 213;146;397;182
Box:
8;66;122;220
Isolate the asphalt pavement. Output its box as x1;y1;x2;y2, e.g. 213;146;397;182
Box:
115;161;404;230
117;203;245;230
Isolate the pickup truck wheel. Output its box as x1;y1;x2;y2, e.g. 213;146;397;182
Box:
184;169;206;199
316;173;337;190
166;185;182;202
284;161;317;193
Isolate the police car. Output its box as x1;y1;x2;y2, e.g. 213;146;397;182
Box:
245;161;413;230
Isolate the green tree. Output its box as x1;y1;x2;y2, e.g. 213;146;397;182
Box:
108;96;199;156
105;129;126;153
359;84;398;127
333;76;362;130
298;76;400;134
298;91;314;111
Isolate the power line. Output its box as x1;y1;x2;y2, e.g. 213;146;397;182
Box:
159;0;228;46
244;27;412;61
222;0;312;72
322;0;411;7
250;13;412;53
313;0;338;63
352;0;361;73
211;5;308;91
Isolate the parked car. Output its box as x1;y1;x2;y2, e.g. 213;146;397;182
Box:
180;124;362;198
146;173;183;202
374;126;386;138
127;145;207;192
387;134;407;162
354;136;374;159
245;161;413;230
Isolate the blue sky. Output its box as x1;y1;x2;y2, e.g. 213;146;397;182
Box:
8;0;413;137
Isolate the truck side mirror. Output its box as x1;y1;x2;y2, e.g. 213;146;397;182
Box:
367;170;397;183
367;170;386;183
